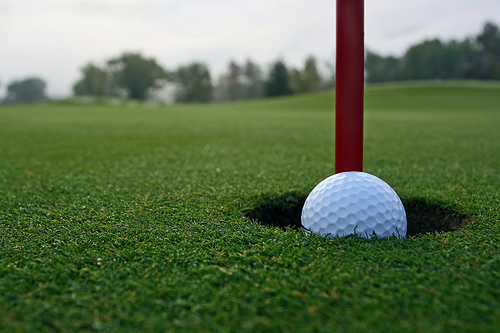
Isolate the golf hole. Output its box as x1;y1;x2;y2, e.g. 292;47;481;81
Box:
246;193;470;237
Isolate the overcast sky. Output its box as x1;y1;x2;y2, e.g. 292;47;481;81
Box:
1;0;500;97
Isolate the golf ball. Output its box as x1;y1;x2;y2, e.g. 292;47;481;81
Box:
301;171;407;238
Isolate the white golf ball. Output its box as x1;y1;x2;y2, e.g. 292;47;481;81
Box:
301;171;407;238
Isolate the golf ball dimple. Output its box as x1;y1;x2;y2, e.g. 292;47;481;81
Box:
301;172;407;238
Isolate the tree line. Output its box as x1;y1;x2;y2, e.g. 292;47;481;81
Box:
215;56;328;102
71;54;327;103
366;21;500;83
1;78;47;104
1;21;498;104
73;54;212;102
0;53;327;104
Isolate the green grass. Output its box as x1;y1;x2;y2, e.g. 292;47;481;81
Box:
1;81;499;332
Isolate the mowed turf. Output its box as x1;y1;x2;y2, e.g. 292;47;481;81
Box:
0;81;499;332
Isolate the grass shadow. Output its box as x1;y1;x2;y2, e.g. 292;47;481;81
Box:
245;193;470;236
403;197;470;236
245;192;307;231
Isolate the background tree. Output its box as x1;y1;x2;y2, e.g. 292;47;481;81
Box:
399;39;448;80
172;62;213;103
226;60;243;101
241;59;263;99
215;58;263;102
322;59;336;89
290;56;321;93
365;50;401;83
444;38;477;79
290;68;304;93
302;56;321;92
265;59;293;97
475;21;500;79
214;74;230;102
365;21;500;83
107;52;167;100
3;77;47;104
73;63;107;97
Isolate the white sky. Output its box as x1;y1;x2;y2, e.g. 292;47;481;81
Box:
1;0;499;97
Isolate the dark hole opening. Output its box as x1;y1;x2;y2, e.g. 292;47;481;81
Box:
245;193;470;237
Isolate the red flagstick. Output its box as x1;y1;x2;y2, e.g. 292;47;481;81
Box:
335;0;364;173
